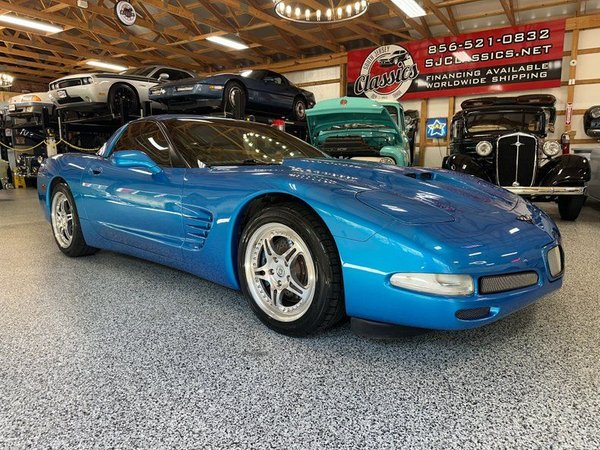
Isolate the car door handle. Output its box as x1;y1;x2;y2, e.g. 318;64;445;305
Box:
90;166;103;175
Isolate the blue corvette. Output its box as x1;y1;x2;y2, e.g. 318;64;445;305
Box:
149;70;316;121
37;116;564;336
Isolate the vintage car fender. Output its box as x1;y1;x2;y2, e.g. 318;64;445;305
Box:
380;145;409;166
538;154;591;186
443;154;492;182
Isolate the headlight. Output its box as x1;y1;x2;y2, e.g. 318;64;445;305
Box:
379;157;395;164
82;77;94;85
390;273;474;296
150;87;165;96
476;141;493;156
543;140;561;157
547;246;563;278
590;107;600;119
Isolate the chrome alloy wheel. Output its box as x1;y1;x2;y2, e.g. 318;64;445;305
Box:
295;101;306;119
51;191;74;248
228;85;243;107
244;223;316;322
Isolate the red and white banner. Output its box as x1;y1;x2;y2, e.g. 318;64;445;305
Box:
347;20;566;100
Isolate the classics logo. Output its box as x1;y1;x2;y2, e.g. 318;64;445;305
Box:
353;45;419;100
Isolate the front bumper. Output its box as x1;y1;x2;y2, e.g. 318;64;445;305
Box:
505;186;587;196
7;102;55;117
341;231;563;331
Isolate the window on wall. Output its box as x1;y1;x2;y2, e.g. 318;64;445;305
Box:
113;121;172;167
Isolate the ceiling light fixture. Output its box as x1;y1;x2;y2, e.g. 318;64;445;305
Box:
0;14;63;33
86;60;128;72
272;1;369;23
206;35;249;50
0;73;14;88
390;0;426;18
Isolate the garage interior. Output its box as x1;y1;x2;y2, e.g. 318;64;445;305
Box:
1;1;599;449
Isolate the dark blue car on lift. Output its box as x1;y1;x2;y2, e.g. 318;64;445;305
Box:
149;69;316;121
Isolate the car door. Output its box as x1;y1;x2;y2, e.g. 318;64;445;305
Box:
259;71;295;112
80;120;185;260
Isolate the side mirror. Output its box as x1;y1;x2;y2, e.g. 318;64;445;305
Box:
111;150;162;174
158;73;170;82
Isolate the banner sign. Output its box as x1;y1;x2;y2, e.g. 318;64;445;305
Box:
347;20;565;100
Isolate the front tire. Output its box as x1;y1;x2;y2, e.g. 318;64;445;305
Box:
558;195;585;221
50;183;98;257
108;84;140;117
223;82;246;119
238;203;344;336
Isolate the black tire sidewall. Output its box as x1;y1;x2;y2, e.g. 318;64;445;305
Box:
558;195;585;221
238;206;338;336
109;84;139;115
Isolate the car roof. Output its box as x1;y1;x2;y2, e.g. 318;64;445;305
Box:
457;105;546;116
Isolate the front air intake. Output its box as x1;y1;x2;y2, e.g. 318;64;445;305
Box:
455;307;491;320
479;271;539;294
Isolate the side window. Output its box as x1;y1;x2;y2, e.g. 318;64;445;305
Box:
113;122;171;167
161;69;192;81
263;72;283;85
151;68;189;81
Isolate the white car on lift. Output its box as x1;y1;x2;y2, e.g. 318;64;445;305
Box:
8;91;55;118
48;66;195;115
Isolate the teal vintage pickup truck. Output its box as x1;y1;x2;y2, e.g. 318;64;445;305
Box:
306;96;411;166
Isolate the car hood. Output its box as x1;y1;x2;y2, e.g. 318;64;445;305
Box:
279;158;557;242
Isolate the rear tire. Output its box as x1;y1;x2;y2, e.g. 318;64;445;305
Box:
51;183;98;257
292;97;307;121
558;195;585;221
238;203;344;336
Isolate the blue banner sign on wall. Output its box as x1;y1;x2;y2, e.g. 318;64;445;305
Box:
426;118;448;139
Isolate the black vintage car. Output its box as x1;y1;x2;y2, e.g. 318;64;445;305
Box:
443;95;591;220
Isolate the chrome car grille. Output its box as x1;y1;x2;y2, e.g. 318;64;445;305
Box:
479;271;539;294
496;132;537;187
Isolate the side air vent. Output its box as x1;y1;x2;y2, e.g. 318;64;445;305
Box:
182;205;213;250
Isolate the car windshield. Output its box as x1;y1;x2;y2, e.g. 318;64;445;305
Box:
466;111;544;133
120;67;155;77
165;119;325;167
239;70;266;80
382;105;401;126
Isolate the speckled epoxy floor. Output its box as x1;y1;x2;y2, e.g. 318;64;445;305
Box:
0;188;598;449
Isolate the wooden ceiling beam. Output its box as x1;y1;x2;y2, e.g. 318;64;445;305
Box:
422;0;459;34
0;54;71;74
0;0;210;66
0;44;85;68
499;0;517;26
